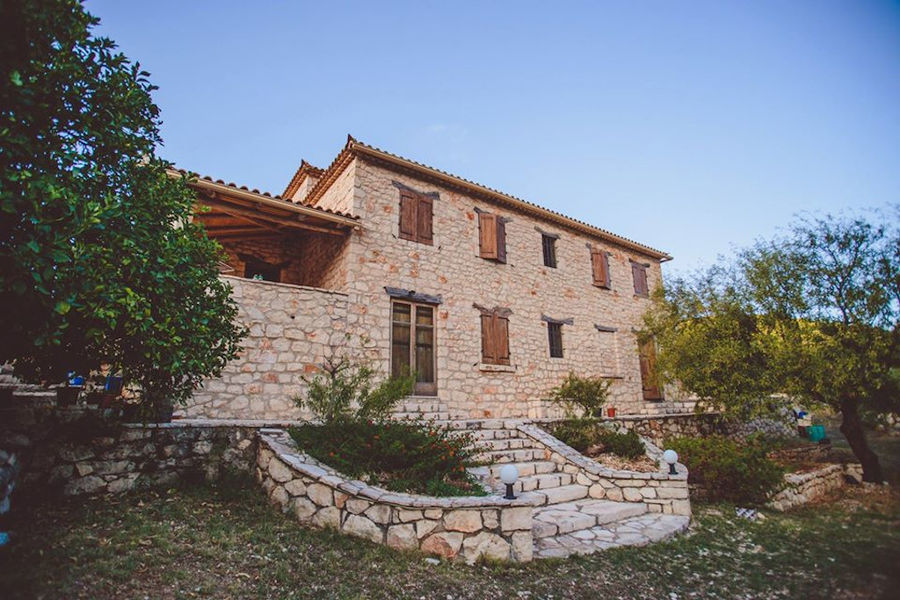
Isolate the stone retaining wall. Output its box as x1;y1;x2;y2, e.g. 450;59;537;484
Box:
767;463;863;511
606;413;727;445
519;424;692;516
256;428;534;564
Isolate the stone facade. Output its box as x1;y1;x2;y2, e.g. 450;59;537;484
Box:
183;277;351;420
183;140;690;421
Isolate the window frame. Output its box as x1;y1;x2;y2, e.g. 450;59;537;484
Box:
542;234;557;268
390;300;437;395
547;321;564;358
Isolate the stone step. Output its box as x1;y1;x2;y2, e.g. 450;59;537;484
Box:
491;472;575;494
487;460;559;479
477;448;549;464
476;437;531;452
532;499;647;539
533;513;691;559
531;484;589;506
391;411;451;421
394;399;449;413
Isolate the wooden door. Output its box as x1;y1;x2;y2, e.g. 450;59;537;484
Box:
639;339;663;400
391;302;437;395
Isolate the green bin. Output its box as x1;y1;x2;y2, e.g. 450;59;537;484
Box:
807;424;826;442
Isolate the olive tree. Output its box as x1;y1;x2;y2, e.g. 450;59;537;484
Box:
645;212;899;482
0;0;244;407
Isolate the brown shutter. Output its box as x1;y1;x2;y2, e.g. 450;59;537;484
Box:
639;266;649;296
417;195;433;244
496;218;507;264
495;314;510;365
479;212;498;259
591;248;609;288
632;263;648;296
399;192;417;241
481;313;494;363
640;339;662;400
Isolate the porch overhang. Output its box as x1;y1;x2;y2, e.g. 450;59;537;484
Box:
168;168;360;241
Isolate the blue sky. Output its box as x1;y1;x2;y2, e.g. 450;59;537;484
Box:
86;1;900;275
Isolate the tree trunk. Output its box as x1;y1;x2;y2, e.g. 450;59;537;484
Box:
839;398;883;483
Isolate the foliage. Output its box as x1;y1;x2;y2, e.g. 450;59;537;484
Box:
548;372;611;418
289;420;484;496
550;420;645;459
0;0;244;406
644;211;900;481
294;356;415;425
669;435;785;505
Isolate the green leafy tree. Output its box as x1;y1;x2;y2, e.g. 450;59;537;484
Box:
0;0;244;407
645;212;899;482
548;371;611;418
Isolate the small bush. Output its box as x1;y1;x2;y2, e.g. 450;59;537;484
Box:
550;420;645;459
596;429;645;459
290;421;485;497
669;435;785;505
548;372;611;418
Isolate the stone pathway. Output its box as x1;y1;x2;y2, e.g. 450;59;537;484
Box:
534;513;691;558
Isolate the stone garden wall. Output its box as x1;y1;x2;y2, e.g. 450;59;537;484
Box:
607;413;728;445
767;463;863;512
519;424;692;516
182;276;353;421
256;429;534;564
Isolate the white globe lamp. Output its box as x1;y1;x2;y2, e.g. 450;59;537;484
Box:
662;449;679;475
499;464;519;500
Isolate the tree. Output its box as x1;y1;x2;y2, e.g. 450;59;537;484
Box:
0;0;244;407
644;212;899;482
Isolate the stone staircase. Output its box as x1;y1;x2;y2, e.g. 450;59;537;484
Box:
391;396;452;422
466;419;691;559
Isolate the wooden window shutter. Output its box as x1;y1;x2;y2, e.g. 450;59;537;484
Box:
640;339;663;400
591;248;610;288
496;218;507;264
495;314;510;365
399;192;417;241
480;313;495;363
632;263;648;296
416;195;433;244
479;213;498;259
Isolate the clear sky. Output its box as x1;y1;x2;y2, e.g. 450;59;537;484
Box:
85;0;900;275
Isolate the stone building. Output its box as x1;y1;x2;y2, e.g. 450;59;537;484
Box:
180;137;694;420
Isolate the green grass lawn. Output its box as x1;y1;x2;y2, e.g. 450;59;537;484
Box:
1;474;898;600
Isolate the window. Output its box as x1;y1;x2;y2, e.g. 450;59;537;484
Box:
478;212;507;263
479;308;510;365
639;338;663;400
631;260;649;297
243;258;281;282
391;301;436;395
542;234;557;268
398;189;433;245
547;322;564;358
590;247;611;288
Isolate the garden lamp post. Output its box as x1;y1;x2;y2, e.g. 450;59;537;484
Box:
500;464;519;500
663;449;679;475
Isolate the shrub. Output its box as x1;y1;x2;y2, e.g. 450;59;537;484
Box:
289;420;484;496
293;356;415;425
550;420;645;459
669;435;785;505
597;429;645;459
548;372;611;418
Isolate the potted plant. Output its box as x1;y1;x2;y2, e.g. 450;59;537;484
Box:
607;406;617;418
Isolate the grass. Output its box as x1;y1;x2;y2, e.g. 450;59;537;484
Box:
1;474;898;599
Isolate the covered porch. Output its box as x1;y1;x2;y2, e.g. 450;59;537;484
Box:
173;169;359;289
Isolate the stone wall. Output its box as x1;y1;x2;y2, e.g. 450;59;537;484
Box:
520;424;692;516
183;276;351;420
767;463;863;511
257;428;534;563
607;413;728;445
0;408;269;497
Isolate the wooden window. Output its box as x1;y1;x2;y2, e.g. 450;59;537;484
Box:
243;258;281;282
542;234;557;268
631;261;649;297
547;322;564;358
478;212;507;263
639;338;663;400
398;190;433;245
591;247;611;288
480;309;510;365
391;301;436;395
